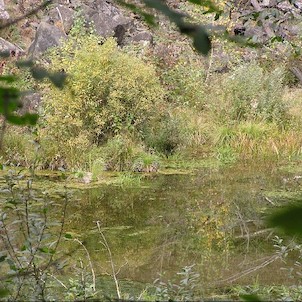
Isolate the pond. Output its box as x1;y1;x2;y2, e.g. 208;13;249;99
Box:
60;159;302;298
1;158;302;300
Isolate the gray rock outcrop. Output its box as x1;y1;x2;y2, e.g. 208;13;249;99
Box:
27;0;153;56
0;38;24;54
28;22;66;57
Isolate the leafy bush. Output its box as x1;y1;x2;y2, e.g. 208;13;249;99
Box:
143;113;188;156
217;63;288;125
102;135;136;171
162;59;206;108
3;128;37;167
40;31;164;168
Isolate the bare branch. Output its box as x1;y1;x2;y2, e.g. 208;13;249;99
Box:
0;0;53;30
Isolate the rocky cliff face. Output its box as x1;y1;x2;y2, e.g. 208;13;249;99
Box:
0;0;153;58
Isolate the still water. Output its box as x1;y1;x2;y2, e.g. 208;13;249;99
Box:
61;159;302;296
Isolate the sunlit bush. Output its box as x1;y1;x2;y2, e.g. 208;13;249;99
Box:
40;33;164;166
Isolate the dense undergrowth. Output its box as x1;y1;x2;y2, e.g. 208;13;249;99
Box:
2;17;302;176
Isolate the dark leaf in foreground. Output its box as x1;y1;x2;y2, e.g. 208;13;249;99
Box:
16;60;34;68
116;0;156;26
30;67;48;80
192;26;211;55
241;294;262;301
267;204;302;237
6;113;38;126
0;75;16;83
48;72;67;89
0;51;10;58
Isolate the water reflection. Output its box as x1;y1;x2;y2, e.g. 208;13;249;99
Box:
62;160;300;291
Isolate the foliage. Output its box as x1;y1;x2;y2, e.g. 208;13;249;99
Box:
220;63;288;125
143;112;188;156
41;32;164;156
102;135;137;172
154;265;201;301
102;134;159;172
162;58;206;108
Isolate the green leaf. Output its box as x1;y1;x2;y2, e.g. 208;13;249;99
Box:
6;113;38;126
16;60;34;68
214;12;221;20
0;288;9;298
0;51;10;58
116;0;156;26
30;67;48;80
188;0;220;12
267;204;302;237
64;233;73;239
7;259;16;271
192;26;211;55
241;294;262;301
0;75;16;83
271;36;283;43
143;0;183;24
0;255;6;262
0;87;21;113
38;247;55;254
48;72;67;89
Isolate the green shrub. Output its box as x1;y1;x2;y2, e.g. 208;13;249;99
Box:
162;59;206;108
143;113;188;156
3;128;37;167
217;63;288;125
40;32;164;168
102;135;135;171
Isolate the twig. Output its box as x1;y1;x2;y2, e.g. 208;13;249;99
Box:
234;203;250;253
0;118;6;151
214;254;280;285
0;0;53;30
74;238;96;292
43;187;68;273
235;228;274;240
96;221;121;299
47;272;68;289
264;196;275;206
56;6;67;35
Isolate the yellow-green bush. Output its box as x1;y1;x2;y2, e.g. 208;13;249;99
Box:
40;34;164;167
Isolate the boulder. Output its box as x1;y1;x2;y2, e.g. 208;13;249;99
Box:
47;5;76;34
0;38;24;55
81;1;134;38
132;31;153;45
28;22;66;57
